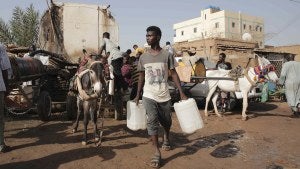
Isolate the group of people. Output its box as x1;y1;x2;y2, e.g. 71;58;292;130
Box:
1;25;300;169
76;32;145;101
74;26;187;168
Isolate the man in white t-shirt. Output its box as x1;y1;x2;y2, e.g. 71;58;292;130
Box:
98;32;125;93
0;43;12;153
99;32;123;65
134;26;187;168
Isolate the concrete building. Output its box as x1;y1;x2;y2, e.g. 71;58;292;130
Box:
38;2;119;64
173;6;264;48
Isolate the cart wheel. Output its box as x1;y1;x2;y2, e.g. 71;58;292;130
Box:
66;92;77;120
37;91;52;121
114;93;123;120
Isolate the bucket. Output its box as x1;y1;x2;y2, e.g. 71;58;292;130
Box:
127;100;147;131
174;98;204;134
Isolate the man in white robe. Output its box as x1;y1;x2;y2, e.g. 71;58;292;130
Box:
278;55;300;117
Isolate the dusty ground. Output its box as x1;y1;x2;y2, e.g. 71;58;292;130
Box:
0;101;299;169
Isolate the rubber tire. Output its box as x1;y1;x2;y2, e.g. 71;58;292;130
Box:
66;93;77;120
37;91;52;121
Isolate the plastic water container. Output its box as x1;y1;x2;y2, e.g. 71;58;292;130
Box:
108;79;114;95
127;100;147;131
174;98;204;134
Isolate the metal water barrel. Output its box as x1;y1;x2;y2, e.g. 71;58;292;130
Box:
9;56;45;83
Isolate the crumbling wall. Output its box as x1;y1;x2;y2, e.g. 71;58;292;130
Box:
267;45;300;62
38;3;65;56
174;38;257;68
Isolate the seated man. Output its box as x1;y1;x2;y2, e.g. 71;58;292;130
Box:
216;53;232;70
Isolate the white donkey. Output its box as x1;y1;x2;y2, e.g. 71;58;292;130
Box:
204;56;278;120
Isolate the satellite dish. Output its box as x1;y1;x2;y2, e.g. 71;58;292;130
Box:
242;33;252;41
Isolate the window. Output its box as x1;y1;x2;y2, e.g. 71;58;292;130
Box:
255;26;259;31
215;22;219;28
243;24;246;30
194;27;197;33
181;31;184;36
232;22;235;28
260;27;262;32
205;14;206;20
249;25;252;30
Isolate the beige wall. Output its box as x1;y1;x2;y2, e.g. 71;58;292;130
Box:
267;45;300;62
63;3;119;63
173;38;257;68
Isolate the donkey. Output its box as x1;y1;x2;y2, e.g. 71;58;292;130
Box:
204;56;278;120
72;60;105;145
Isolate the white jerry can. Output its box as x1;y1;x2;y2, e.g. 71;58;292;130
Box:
108;79;114;95
127;100;147;131
174;98;204;134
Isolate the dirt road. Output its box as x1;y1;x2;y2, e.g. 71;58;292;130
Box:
0;101;299;169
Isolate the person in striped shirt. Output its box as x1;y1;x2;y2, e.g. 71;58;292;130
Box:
129;56;141;100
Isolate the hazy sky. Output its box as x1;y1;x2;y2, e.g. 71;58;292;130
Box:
1;0;300;51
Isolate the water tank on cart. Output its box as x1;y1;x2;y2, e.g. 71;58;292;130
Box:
8;55;45;84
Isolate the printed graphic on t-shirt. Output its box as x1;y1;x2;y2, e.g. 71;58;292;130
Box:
146;65;165;85
143;62;169;102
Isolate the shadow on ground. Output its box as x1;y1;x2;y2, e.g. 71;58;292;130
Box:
162;130;245;167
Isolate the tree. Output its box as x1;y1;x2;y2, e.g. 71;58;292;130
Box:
23;4;40;46
0;4;39;47
0;18;13;44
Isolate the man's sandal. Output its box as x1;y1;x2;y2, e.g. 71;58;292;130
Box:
150;154;161;168
162;141;171;151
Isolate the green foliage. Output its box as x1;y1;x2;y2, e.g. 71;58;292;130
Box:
0;4;39;46
0;18;13;44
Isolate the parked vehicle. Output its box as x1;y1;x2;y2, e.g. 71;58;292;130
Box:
171;56;263;110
